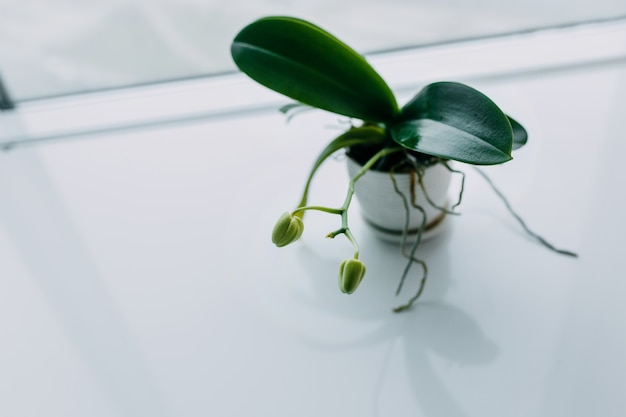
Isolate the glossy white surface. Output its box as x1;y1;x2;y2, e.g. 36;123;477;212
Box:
1;30;626;417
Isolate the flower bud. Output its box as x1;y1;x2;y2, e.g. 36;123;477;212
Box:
271;212;304;247
338;258;366;294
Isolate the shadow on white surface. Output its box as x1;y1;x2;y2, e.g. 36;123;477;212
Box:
291;221;499;416
0;150;170;417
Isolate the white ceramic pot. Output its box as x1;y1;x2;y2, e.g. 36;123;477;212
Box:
346;157;452;242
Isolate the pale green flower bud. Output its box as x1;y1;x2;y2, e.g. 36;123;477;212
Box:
271;212;304;247
338;258;366;294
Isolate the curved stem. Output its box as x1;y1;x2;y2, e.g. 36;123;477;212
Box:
344;228;360;259
341;146;403;208
332;147;403;258
292;206;343;216
297;146;402;260
295;125;386;216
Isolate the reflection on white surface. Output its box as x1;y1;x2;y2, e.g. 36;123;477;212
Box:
1;29;626;417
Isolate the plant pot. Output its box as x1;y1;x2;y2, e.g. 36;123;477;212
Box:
346;157;452;243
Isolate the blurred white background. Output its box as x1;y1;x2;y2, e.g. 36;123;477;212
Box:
0;0;625;100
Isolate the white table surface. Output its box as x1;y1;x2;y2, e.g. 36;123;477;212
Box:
1;28;626;417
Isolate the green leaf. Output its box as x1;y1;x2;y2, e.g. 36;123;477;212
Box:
391;82;514;165
507;116;528;150
231;16;398;122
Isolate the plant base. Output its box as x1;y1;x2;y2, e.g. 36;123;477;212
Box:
347;157;452;244
362;205;448;243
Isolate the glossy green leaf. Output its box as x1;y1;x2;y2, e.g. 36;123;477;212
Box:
231;16;398;122
508;116;528;150
390;82;514;165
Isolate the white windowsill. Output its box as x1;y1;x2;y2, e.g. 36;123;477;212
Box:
0;18;625;148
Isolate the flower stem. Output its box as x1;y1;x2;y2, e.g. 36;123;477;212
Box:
341;147;403;210
292;206;343;216
295;125;386;215
335;147;403;258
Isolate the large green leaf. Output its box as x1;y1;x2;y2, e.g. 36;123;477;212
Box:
231;16;398;122
390;82;514;165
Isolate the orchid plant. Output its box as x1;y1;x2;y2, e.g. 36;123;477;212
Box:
231;16;577;312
